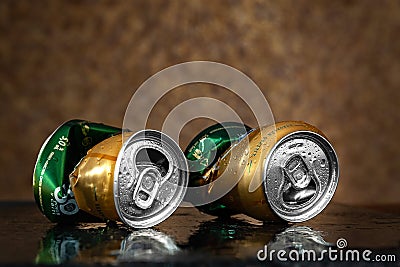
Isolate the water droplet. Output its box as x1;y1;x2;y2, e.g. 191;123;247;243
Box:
320;159;326;167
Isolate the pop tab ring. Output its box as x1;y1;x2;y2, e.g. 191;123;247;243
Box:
114;130;189;228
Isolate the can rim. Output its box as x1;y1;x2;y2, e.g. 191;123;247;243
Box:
33;127;56;212
113;129;189;228
263;130;339;222
33;120;78;213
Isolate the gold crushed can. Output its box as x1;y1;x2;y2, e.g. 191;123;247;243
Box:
192;121;339;222
70;130;189;228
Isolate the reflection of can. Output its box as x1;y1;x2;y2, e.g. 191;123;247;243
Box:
70;130;189;228
118;229;179;262
194;121;339;222
35;224;131;265
184;122;252;215
33;120;121;223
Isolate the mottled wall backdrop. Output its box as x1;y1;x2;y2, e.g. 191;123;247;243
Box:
1;1;399;205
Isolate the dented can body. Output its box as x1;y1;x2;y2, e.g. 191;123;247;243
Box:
69;134;122;221
185;122;252;185
184;122;252;215
193;121;339;222
33;120;121;223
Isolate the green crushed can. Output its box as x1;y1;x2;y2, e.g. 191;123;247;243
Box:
184;122;252;216
33;120;121;223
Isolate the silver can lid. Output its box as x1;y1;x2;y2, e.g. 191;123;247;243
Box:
114;130;188;228
264;131;339;222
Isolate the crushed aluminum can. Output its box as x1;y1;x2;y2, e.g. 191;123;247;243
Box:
186;121;339;222
70;130;189;228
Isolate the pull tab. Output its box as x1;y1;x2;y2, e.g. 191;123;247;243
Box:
283;155;311;190
133;167;162;209
281;155;316;205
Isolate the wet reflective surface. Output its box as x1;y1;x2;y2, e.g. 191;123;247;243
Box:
0;202;399;266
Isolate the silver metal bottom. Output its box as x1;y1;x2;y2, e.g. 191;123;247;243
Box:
114;130;188;228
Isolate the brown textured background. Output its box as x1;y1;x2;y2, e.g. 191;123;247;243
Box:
0;1;399;205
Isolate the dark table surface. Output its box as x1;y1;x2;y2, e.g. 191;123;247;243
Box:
0;202;399;266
